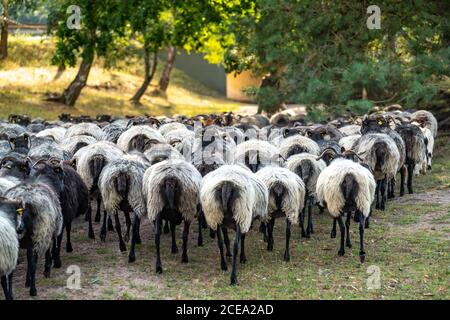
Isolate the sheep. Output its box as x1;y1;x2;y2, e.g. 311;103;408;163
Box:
306;125;344;142
164;128;195;159
6;181;63;296
339;125;361;136
0;177;20;197
36;127;67;143
117;125;166;153
143;159;202;273
64;122;104;141
395;124;427;195
144;143;184;165
0;197;22;300
159;122;187;136
0;154;30;180
233;139;280;172
0;124;27;141
352;133;400;210
316;150;376;262
196;126;237;164
200;164;268;285
60;135;97;158
28;139;70;161
74;141;124;238
0;140;9;157
101;122;127;143
339;135;361;152
29;158;89;256
7;133;31;155
420;127;434;170
256;166;305;261
223;126;245;145
285;153;326;237
411;110;438;138
99;156;147;257
278;135;321;159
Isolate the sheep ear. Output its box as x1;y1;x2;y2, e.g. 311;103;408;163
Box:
341;146;346;153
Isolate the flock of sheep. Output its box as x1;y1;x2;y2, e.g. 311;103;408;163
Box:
0;106;438;299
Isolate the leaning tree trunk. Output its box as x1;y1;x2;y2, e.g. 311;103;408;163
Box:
157;46;177;94
131;47;158;105
58;52;94;106
0;7;9;60
53;64;66;81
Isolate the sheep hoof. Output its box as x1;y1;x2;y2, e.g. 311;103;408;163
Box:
209;230;216;239
156;266;163;274
305;232;311;239
171;247;179;254
119;243;127;252
43;270;51;278
221;262;227;271
359;253;366;263
346;242;352;248
135;237;142;244
330;231;336;239
53;259;62;269
29;288;37;297
338;249;345;256
240;256;247;264
226;252;232;258
301;231;306;238
25;279;30;288
230;277;238;286
66;244;73;253
128;253;136;263
283;252;290;262
163;225;170;234
181;255;188;263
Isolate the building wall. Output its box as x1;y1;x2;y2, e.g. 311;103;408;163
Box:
226;71;261;103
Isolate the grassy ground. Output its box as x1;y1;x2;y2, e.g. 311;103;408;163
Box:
11;134;449;300
0;35;243;120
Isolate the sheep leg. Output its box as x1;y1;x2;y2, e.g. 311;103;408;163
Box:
240;233;247;264
44;249;52;278
1;276;8;300
66;221;73;253
230;224;241;285
388;178;395;199
216;226;227;271
197;214;204;247
259;222;268;242
27;246;38;296
7;273;13;300
267;218;274;251
284;219;292;262
359;213;366;263
299;207;306;238
170;221;178;254
107;213;114;231
163;219;170;234
114;212;127;252
87;203;95;239
345;212;352;248
53;236;62;269
306;197;313;238
181;221;190;263
123;210;131;243
380;178;387;211
128;216;139;263
222;226;232;257
365;209;371;229
95;197;101;222
407;162;414;194
100;210;108;242
400;165;406;196
337;216;345;257
155;217;163;274
375;181;380;209
209;228;216;239
135;218;142;244
330;218;337;238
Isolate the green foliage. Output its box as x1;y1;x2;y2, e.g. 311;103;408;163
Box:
225;0;450;115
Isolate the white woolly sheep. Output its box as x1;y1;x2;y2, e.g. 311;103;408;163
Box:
117;125;166;153
36;127;67;143
256;166;305;261
411;110;438;138
278;135;321;159
339;125;361;136
233;139;280;172
64;122;104;141
60;135;97;158
143;159;202;273
339;135;361;152
200;164;268;285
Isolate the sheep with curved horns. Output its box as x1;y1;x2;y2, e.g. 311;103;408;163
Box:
117;125;166;153
60;135;97;158
195;126;237;164
256;166;305;261
285;153;326;238
0;197;23;300
73;141;124;239
36;127;67;143
233;139;280;173
411;110;438;138
99;156;148;257
7;133;31;155
6;181;63;297
0;154;31;181
278;135;321;159
144;143;184;165
395;124;427;195
64;122;104;141
200;164;268;285
164;128;195;159
143;159;202;273
352;133;400;211
316;150;376;262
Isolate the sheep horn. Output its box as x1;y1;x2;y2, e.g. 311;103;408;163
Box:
32;158;49;168
343;150;364;161
0;156;20;165
316;147;337;161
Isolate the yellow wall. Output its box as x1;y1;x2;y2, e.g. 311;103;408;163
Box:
226;71;261;102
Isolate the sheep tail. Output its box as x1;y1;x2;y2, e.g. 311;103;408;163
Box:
220;181;235;215
341;173;358;204
164;177;178;210
270;181;285;209
115;172;128;199
90;155;105;184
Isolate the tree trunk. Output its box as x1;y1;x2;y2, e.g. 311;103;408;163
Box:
131;47;158;105
0;6;9;60
157;46;177;94
59;52;94;106
53;64;66;81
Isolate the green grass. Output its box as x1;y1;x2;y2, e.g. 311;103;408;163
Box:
0;35;243;120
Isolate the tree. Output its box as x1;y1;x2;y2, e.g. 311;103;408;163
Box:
225;0;450;117
47;0;128;106
0;0;38;59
